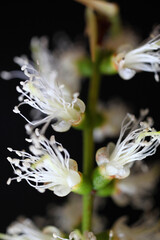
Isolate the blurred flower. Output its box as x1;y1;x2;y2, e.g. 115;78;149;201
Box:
111;213;160;240
1;35;85;92
54;230;96;240
112;162;160;210
12;56;85;133
30;35;85;93
103;27;139;52
7;131;81;197
113;28;160;81
0;218;62;240
94;99;129;142
83;232;96;240
96;109;160;179
45;193;106;234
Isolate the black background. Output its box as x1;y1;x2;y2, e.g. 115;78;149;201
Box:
0;0;160;232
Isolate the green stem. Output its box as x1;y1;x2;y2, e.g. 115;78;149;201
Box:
88;60;101;116
82;194;94;232
83;128;94;176
82;57;101;233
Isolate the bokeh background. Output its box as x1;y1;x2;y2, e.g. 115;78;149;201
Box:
0;0;160;232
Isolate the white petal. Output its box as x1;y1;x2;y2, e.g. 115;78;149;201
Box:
53;185;71;197
69;159;78;171
119;67;136;80
67;170;81;188
51;120;71;132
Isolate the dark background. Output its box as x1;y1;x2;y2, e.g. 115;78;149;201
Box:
0;0;160;232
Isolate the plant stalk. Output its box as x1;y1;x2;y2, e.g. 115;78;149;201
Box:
82;57;101;233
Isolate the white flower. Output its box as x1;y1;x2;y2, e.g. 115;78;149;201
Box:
0;218;62;240
112;162;160;210
96;109;160;179
7;131;81;197
94;99;129;142
1;35;86;133
111;213;160;240
12;56;85;133
113;28;160;81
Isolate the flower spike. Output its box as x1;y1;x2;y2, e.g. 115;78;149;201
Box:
96;109;160;179
7;131;81;197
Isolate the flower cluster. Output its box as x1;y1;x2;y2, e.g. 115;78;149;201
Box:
0;218;62;240
1;1;160;239
0;217;97;240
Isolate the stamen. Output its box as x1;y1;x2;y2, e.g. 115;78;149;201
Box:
7;157;12;163
25;138;32;143
7;147;13;152
16;86;22;93
13;106;20;114
7;178;12;185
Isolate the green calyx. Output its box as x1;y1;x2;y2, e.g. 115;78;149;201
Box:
99;54;117;75
76;50;118;78
92;167;111;190
92;167;116;197
72;174;93;195
96;181;115;197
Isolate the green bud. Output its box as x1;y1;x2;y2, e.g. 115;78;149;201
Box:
72;174;92;195
92;167;111;190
